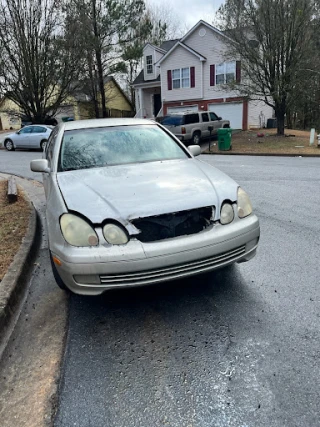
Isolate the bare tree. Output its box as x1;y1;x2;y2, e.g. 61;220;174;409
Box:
217;0;317;135
0;0;83;123
122;1;187;105
145;0;186;40
66;0;148;118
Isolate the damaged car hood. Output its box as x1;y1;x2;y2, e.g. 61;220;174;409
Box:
57;158;238;224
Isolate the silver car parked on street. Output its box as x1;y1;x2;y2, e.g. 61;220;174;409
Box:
30;118;260;295
4;125;53;151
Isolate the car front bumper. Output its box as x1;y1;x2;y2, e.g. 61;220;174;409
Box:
51;214;260;295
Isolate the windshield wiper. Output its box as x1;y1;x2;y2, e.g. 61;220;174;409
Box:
62;164;107;172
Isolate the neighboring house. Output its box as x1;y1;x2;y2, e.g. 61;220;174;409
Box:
0;76;134;129
56;76;134;122
0;98;21;130
132;20;273;130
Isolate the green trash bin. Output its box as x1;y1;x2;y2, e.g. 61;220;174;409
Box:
217;128;232;151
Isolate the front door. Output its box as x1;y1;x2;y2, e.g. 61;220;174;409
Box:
153;94;161;117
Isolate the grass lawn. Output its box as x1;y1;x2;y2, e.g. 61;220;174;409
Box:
0;180;31;281
205;129;320;155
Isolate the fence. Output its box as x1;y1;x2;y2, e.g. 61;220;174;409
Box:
107;108;135;118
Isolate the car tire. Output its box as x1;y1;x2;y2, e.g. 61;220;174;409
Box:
40;140;47;151
191;132;201;145
4;139;15;151
50;252;69;292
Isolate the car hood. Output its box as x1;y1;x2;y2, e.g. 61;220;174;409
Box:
57;158;239;226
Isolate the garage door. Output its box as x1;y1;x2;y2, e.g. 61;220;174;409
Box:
208;103;243;129
167;105;198;114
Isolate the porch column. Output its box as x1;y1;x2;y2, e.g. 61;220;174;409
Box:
139;88;144;118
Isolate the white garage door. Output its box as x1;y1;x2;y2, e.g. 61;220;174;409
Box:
167;105;198;114
208;103;243;129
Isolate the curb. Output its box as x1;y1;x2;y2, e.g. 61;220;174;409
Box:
203;151;320;158
0;185;41;350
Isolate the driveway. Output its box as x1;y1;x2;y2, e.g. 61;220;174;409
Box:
0;153;320;427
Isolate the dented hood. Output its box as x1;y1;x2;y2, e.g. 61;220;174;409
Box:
57;158;238;224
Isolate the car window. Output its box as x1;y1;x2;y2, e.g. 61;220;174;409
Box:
184;113;199;124
209;112;219;121
161;115;183;126
32;126;47;133
58;125;189;172
45;127;59;165
19;126;33;134
202;113;209;122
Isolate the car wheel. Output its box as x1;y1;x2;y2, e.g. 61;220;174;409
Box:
50;252;69;292
40;140;47;151
4;139;15;151
191;132;201;145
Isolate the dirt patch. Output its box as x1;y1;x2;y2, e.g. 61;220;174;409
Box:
205;129;320;155
0;180;31;281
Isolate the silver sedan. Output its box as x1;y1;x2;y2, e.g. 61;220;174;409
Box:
30;118;260;295
4;125;53;151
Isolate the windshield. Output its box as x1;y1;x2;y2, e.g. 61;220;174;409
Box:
58;124;189;172
161;115;184;126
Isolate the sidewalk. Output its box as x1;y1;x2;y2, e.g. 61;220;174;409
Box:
0;174;68;427
0;174;40;354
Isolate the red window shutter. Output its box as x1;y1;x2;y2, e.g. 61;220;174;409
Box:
190;67;195;88
167;70;172;90
236;61;241;83
210;64;215;86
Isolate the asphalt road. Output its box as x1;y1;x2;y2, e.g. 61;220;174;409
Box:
1;152;320;426
0;148;42;180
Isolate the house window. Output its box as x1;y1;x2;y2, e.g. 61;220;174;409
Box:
216;61;236;85
172;67;190;89
146;55;153;74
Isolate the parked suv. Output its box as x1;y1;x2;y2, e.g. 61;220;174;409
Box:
160;111;230;145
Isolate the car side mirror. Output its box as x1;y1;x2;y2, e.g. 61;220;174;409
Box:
30;159;50;173
218;117;222;120
188;145;201;157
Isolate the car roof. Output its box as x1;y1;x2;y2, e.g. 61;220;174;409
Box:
166;111;215;116
61;118;156;131
23;124;52;128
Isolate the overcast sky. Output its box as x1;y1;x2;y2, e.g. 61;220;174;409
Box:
146;0;224;29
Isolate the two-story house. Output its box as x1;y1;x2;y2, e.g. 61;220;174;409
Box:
132;20;273;130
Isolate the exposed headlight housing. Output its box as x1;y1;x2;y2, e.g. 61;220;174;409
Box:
103;223;129;245
237;187;253;218
60;214;98;247
220;202;234;225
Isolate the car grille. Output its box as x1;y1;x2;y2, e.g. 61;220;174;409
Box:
99;245;246;286
132;206;214;243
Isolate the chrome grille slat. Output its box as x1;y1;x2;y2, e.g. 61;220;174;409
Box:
101;246;245;280
99;245;246;285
